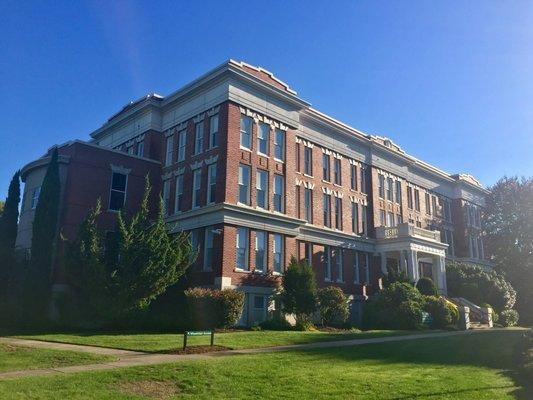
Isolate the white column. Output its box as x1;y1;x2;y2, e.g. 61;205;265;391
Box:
406;250;418;283
399;250;407;274
435;255;447;295
380;252;387;275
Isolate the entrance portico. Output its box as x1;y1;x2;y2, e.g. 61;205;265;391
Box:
375;223;448;294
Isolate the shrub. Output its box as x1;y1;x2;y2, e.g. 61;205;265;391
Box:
446;262;516;312
424;296;459;329
383;266;410;287
280;257;317;327
184;288;245;329
499;309;519;327
259;316;293;331
317;287;349;327
416;277;437;296
363;282;425;330
479;303;499;323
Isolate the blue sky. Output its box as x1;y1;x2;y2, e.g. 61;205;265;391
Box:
1;1;532;197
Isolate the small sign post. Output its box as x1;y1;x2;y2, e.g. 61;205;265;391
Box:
183;330;215;350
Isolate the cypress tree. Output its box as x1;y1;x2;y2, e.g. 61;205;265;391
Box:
0;171;21;300
27;147;60;318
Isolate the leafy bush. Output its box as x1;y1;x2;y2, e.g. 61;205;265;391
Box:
259;316;293;331
479;303;499;323
317;287;349;327
363;282;425;330
416;277;437;296
446;262;516;312
424;296;459;329
184;288;245;329
499;309;519;327
280;257;317;327
383;266;410;287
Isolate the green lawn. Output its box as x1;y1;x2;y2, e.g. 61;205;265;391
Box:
17;329;432;352
0;344;116;373
0;330;529;399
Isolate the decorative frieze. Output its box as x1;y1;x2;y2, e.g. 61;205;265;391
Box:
239;106;289;131
207;106;220;117
190;160;204;170
173;167;185;176
193;113;205;123
205;155;219;165
110;164;131;175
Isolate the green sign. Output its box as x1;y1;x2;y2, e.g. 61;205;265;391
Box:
186;331;212;336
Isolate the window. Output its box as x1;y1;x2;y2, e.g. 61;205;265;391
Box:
395;180;402;204
177;130;186;162
175;175;184;213
361;205;368;236
257;123;269;155
109;172;127;211
274;129;285;161
323;194;331;227
387;178;393;201
273;234;283;273
256;170;268;209
304;188;313;222
335;248;343;282
240;116;252;149
207;163;217;204
190;230;200;263
194;121;204;155
273;175;284;212
324;246;332;281
380;210;386;226
387;212;395;227
192;169;202;208
334;158;341;185
414;189;420;211
255;231;267;273
432;196;438;218
378;174;385;198
425;193;431;215
165;136;173;166
443;199;452;221
334;197;342;230
322;154;330;181
351;202;359;233
136;141;144;157
127;146;134;155
407;186;413;209
163;180;171;215
295;142;301;172
304;243;313;267
360;167;367;194
253;295;265;310
350;164;357;190
238;164;251;205
304;146;313;175
354;252;360;284
209;114;219;148
236;227;249;270
397;214;403;224
363;253;370;283
446;230;455;256
30;186;41;210
204;227;214;271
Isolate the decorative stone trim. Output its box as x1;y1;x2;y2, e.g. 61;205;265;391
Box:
322;148;332;155
173;167;185;176
126;140;134;147
193;113;205;123
162;172;173;180
333;152;343;160
322;187;342;197
207;106;220;117
296;179;315;189
135;134;145;143
333;191;343;198
164;129;174;138
239;106;289;131
110;164;131;175
205;155;219;165
177;122;188;131
190;160;204;170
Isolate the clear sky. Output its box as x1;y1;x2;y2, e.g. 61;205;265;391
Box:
1;1;532;197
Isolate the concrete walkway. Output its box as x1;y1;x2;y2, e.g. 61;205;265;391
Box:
0;329;513;381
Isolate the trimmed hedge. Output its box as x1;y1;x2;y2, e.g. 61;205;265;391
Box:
317;287;349;327
499;309;519;327
184;288;245;329
416;277;437;296
424;296;459;329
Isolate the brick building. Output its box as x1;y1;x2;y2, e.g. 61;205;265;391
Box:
16;60;490;325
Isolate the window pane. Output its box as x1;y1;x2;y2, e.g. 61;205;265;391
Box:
109;191;125;211
240;116;252;149
112;173;127;191
274;129;285;160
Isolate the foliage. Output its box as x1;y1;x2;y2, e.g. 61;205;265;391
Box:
184;288;245;329
424;296;459;329
363;282;425;330
280;257;317;327
0;171;20;302
259;316;293;331
479;303;499;323
65;176;194;325
26;148;60;320
514;330;533;383
499;309;519;327
484;176;533;324
317;286;349;327
446;261;516;312
416;277;437;296
383;265;410;287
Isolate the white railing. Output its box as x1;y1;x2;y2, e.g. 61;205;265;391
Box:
376;223;441;242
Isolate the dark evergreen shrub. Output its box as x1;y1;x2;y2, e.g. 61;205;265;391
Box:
499;309;519;327
317;287;349;327
424;296;459;328
185;288;245;329
416;277;437;296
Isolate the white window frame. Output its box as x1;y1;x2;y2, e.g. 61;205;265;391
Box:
273;175;284;213
209;114;219;149
334;158;341;185
240;116;252;150
175;174;184;214
324;245;332;281
274;129;285;161
163;179;171;215
194;121;204;155
304;146;312;175
108;172;128;212
192;168;202;208
350;164;357;190
177;130;187;162
322;153;330;181
335;248;343;283
255;231;267;273
236;227;249;271
257;123;269;156
351;202;358;233
204;227;214;271
165;136;173;166
207;163;217;204
334;197;342;230
30;186;41;210
323;194;331;227
256;170;269;209
136;141;144;157
304;188;313;223
273;234;283;274
238;164;251;205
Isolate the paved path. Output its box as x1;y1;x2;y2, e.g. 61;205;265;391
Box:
0;329;516;381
